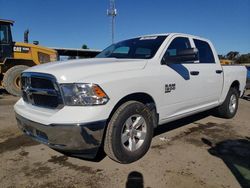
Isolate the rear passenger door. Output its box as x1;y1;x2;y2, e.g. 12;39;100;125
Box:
160;36;223;120
192;38;223;104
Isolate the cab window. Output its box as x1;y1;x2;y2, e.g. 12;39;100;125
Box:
194;39;215;63
164;37;191;57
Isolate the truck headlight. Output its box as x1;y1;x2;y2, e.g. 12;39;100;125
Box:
60;83;109;106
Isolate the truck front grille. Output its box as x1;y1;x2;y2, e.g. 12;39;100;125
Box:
21;72;63;109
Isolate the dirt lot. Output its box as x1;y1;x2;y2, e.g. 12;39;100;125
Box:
0;91;250;188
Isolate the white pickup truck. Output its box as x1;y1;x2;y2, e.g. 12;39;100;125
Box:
14;33;247;163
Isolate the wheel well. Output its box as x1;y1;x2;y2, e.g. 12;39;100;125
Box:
230;80;240;93
107;92;158;127
100;92;159;149
2;58;35;73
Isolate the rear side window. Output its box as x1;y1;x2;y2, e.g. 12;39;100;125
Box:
194;39;215;63
165;37;191;57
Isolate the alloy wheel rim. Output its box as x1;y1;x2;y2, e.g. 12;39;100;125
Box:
121;114;147;152
229;94;237;114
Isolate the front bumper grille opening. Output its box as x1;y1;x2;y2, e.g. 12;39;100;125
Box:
36;129;48;141
22;125;34;136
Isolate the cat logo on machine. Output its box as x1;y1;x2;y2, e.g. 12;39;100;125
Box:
165;83;176;93
13;46;30;53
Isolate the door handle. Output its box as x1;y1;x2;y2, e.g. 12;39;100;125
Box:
216;70;223;74
190;71;199;76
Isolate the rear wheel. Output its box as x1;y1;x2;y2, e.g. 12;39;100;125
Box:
104;101;154;163
3;65;29;96
214;87;239;119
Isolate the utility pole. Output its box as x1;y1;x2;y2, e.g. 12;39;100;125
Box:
107;0;117;43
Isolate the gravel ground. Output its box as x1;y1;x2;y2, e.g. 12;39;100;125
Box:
0;91;250;188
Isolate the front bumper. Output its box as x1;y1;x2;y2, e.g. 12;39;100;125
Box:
16;113;106;159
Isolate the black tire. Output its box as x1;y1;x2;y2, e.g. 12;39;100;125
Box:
214;87;239;119
3;65;29;96
104;101;154;164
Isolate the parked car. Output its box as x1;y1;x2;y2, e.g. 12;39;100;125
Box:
14;33;247;163
246;66;250;89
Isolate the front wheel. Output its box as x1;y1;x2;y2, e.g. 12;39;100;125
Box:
104;101;154;163
214;87;239;119
3;65;29;96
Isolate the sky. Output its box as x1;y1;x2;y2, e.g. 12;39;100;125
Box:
0;0;249;55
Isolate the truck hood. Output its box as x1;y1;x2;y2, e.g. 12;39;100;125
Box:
25;58;147;83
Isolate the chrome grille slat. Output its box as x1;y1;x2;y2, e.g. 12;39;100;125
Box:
21;72;63;109
28;88;58;96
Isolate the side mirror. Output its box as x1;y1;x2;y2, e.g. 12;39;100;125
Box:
162;48;199;64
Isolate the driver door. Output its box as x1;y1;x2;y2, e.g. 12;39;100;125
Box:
159;36;205;120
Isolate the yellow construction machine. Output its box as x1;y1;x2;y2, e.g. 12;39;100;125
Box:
0;19;57;96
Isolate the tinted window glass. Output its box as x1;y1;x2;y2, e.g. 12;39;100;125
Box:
96;36;167;59
194;39;215;63
0;25;8;43
165;37;191;57
135;47;152;58
111;46;130;58
113;46;129;54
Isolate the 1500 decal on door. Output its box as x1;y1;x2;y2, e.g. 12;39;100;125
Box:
165;84;176;93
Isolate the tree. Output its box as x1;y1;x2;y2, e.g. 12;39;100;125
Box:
218;54;225;59
235;53;250;64
220;51;250;64
82;44;88;49
226;51;239;60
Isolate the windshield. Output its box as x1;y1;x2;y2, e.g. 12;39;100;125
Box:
96;36;167;59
